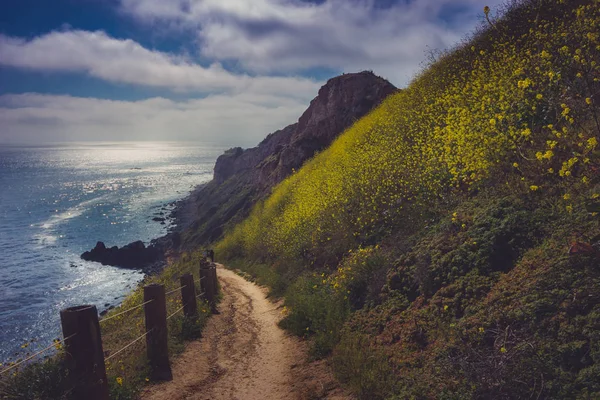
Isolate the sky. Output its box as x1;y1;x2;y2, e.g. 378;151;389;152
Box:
0;0;504;147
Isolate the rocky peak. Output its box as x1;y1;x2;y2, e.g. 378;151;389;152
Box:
296;71;395;138
213;71;397;187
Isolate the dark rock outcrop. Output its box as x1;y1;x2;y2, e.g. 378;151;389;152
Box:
81;241;163;269
180;71;397;248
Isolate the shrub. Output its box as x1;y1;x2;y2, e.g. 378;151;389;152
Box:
0;356;70;400
332;334;395;400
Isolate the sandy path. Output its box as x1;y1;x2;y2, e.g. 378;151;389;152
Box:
141;264;350;400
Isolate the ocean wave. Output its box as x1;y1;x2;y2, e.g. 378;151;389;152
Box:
34;195;109;248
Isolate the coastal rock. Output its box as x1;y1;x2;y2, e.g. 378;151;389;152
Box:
81;240;163;269
214;147;245;183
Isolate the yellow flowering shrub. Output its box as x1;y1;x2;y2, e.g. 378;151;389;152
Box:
217;0;600;267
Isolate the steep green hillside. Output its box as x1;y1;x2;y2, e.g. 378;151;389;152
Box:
217;0;600;398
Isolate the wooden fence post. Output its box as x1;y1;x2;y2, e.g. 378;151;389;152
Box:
200;265;215;312
143;284;172;381
60;305;109;400
180;274;197;318
208;265;218;313
210;265;218;298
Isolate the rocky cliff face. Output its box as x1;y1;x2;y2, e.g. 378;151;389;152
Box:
181;71;397;247
214;71;397;189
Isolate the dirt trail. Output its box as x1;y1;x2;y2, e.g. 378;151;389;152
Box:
141;264;351;400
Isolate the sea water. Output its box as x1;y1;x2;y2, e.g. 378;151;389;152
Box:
0;142;224;361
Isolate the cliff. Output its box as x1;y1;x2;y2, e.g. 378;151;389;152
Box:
179;71;397;246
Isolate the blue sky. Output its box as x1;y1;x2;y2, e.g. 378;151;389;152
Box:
0;0;502;145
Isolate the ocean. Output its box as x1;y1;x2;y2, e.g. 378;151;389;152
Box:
0;142;224;362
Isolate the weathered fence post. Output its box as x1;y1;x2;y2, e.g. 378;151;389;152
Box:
180;274;197;318
143;284;172;381
208;264;218;313
200;262;216;312
60;305;109;400
210;265;218;300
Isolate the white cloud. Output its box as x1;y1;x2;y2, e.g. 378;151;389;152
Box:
0;0;509;144
120;0;507;86
0;93;307;145
0;30;321;99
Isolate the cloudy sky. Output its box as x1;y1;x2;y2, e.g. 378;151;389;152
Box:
0;0;502;146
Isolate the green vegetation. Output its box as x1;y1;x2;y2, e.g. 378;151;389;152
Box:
217;1;600;398
0;252;213;400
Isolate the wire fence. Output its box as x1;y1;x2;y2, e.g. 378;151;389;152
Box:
105;329;154;362
101;273;212;364
166;304;186;320
99;299;154;324
0;260;219;399
165;285;187;296
0;333;77;376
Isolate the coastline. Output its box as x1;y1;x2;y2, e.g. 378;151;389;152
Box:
81;182;209;277
145;181;207;273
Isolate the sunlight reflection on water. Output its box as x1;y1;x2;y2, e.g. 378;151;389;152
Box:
0;142;224;361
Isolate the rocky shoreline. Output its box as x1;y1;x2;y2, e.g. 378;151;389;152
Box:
80;183;206;275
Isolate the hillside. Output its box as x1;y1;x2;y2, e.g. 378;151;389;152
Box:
216;0;600;399
176;71;397;247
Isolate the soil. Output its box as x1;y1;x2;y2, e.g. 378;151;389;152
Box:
140;264;353;400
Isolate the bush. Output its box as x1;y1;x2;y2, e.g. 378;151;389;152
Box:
332;334;395;400
279;274;350;358
0;355;70;400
